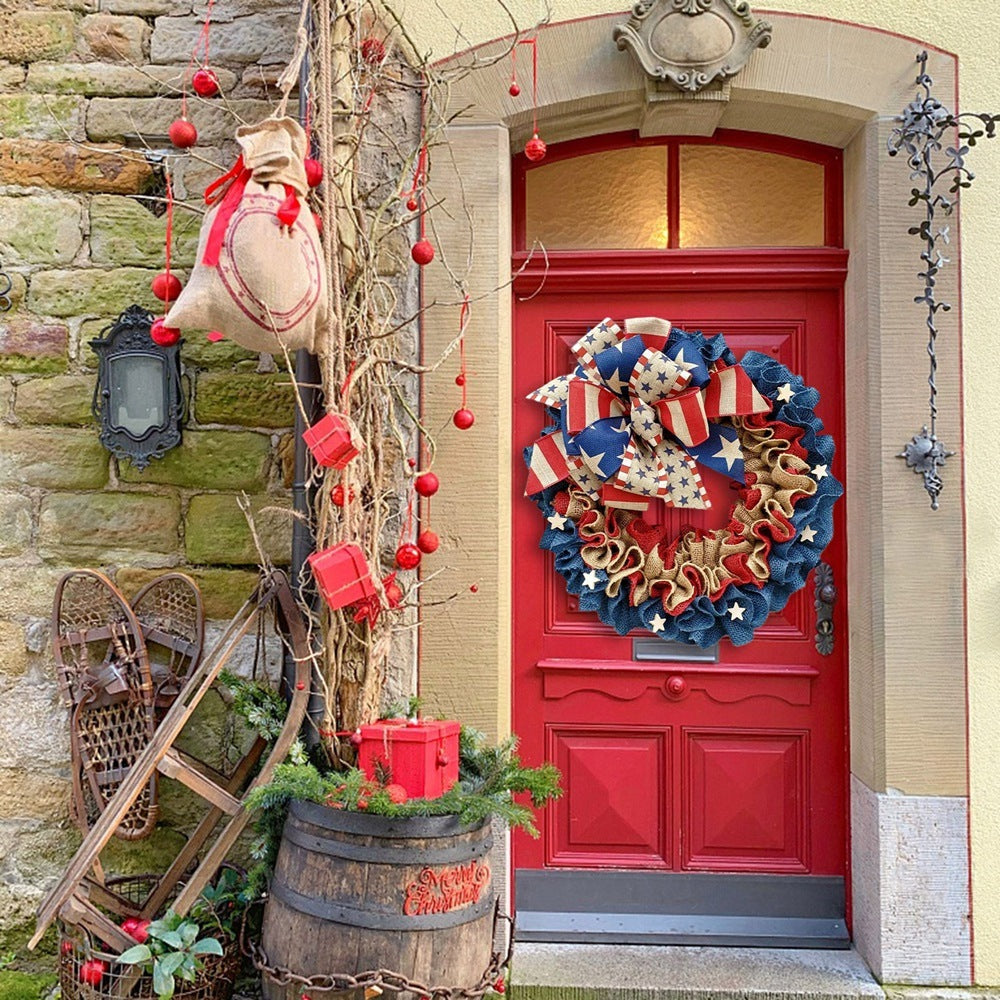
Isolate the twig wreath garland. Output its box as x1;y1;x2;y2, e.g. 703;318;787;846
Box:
524;318;842;647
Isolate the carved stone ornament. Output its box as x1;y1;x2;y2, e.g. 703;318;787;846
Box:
613;0;772;94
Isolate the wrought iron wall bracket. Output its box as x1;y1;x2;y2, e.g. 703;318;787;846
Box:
888;51;999;510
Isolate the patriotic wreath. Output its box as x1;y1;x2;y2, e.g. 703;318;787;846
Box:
523;317;842;647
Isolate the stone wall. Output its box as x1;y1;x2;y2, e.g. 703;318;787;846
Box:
0;0;312;953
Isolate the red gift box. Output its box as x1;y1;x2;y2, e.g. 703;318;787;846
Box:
307;542;376;610
303;412;361;469
357;719;460;801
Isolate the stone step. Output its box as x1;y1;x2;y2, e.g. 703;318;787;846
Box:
510;943;884;1000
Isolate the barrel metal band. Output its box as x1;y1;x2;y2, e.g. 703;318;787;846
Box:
283;822;492;865
269;881;495;930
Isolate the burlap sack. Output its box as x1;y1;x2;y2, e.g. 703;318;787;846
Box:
166;117;328;355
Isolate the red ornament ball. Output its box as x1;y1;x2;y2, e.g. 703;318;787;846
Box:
524;133;547;162
508;81;521;97
349;730;363;748
494;977;506;994
296;681;305;690
406;197;419;212
417;530;439;554
121;917;150;943
304;157;323;187
470;583;479;593
79;960;106;987
191;68;219;97
331;484;355;506
150;318;180;346
168;118;197;148
395;543;422;570
455;373;466;386
151;271;182;302
60;939;74;956
411;239;435;266
414;472;439;497
361;36;387;66
407;458;417;468
386;783;408;804
453;407;475;430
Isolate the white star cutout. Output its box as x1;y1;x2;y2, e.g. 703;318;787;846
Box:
812;464;828;481
726;602;746;621
799;524;817;544
582;569;600;590
649;613;667;633
671;348;698;373
547;512;569;531
776;383;795;403
712;435;743;471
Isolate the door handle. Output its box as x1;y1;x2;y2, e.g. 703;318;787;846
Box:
814;562;836;656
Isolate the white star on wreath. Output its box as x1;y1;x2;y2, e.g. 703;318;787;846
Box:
712;435;743;471
776;383;795;403
547;512;569;531
582;569;600;590
727;602;746;621
649;612;667;632
799;524;817;544
812;464;828;481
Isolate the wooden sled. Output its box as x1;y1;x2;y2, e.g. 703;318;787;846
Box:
32;569;312;957
130;572;204;715
53;571;159;842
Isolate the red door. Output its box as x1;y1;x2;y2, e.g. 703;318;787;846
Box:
511;259;848;945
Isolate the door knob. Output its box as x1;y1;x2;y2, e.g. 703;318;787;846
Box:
814;562;836;656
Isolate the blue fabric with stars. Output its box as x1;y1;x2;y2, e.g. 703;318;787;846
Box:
524;328;843;649
686;422;744;483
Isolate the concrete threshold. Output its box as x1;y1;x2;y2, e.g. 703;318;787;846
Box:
510;943;885;1000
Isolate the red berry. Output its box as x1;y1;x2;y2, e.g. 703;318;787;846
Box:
151;271;182;303
494;977;506;993
277;192;300;227
414;472;439;497
453;408;475;430
296;681;305;690
121;917;150;943
455;373;466;386
395;543;421;570
411;239;435;266
417;530;439;554
79;960;106;987
349;730;363;748
508;81;520;97
150;318;180;346
191;68;219;97
304;158;323;187
360;36;386;65
406;197;418;211
470;583;479;593
386;783;408;804
169;118;197;148
524;134;547;162
407;458;417;468
357;795;369;810
60;939;74;956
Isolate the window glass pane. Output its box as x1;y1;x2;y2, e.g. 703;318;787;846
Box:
679;146;825;247
524;146;668;250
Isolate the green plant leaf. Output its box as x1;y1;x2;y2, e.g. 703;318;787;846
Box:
152;961;175;999
179;922;198;947
118;944;152;965
155;930;183;949
191;938;224;956
158;952;185;976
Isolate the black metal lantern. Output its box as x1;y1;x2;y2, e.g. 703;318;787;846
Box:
91;305;185;470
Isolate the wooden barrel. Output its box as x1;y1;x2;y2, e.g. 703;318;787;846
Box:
260;800;495;999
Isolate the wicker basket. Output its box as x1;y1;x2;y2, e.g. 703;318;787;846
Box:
58;875;242;1000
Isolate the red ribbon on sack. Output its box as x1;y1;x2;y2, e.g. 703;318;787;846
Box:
202;155;252;267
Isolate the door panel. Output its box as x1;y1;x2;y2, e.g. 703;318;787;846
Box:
513;287;847;893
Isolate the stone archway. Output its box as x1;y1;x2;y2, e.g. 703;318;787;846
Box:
419;13;970;985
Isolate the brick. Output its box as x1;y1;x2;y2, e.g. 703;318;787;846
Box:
0;770;69;821
16;375;95;426
26;61;236;97
104;0;185;12
116;565;259;619
151;12;298;65
0;684;69;769
90;194;199;269
0;12;74;63
0;63;25;89
0;565;62;619
87;96;273;144
0;196;84;268
0;316;68;374
193;0;298;21
27;268;159;318
0;495;34;559
0;95;84;141
0;139;155;194
39;492;180;564
119;429;271;490
5;825;77;884
78;14;150;63
181;334;256;368
195;371;296;428
0;427;107;489
185;492;291;565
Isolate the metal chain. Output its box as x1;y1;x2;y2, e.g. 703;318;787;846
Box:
242;900;514;999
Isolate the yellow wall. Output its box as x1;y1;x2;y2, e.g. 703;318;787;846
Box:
405;0;1000;982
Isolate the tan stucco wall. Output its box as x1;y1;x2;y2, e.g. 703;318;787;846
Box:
409;0;1000;983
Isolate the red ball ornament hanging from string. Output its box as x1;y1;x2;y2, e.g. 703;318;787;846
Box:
150;318;180;347
191;67;219;97
453;408;475;430
169;118;197;148
411;239;435;266
508;81;520;97
395;543;421;570
414;472;439;497
151;272;182;303
524;133;547;162
452;295;473;430
514;38;546;163
361;36;387;66
304;158;323;187
406;197;418;212
417;530;439;554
